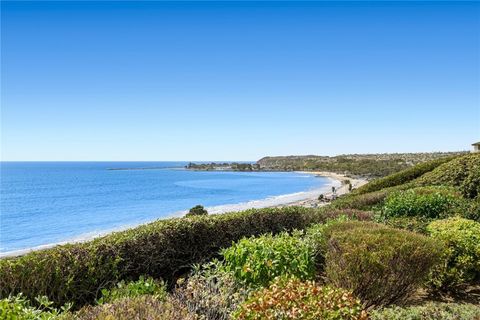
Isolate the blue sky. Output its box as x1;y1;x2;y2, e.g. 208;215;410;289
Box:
1;1;479;161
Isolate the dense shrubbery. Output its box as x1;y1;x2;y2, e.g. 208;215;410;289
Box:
378;216;431;234
97;276;166;305
73;295;194;320
0;206;321;307
427;217;480;292
320;209;374;222
382;186;462;219
174;262;250;320
370;302;480;320
354;156;456;195
220;232;315;287
330;190;389;210
233;277;367;320
323;222;442;307
414;154;480;198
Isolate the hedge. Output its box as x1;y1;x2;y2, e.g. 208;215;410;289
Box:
354;156;458;195
414;154;480;198
323;221;443;307
0;206;321;307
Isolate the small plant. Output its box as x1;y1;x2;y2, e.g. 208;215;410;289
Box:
427;217;480;292
370;302;480;320
318;194;324;201
233;277;368;320
175;261;250;320
97;276;166;304
186;205;208;216
220;231;315;287
382;186;462;219
0;294;72;319
324;221;443;307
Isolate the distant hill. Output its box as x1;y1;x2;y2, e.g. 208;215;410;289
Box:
257;152;467;178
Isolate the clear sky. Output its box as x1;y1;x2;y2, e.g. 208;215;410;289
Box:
1;1;479;161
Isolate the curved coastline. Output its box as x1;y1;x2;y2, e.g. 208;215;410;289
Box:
0;173;343;258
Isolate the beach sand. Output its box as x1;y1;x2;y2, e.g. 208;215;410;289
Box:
274;171;368;208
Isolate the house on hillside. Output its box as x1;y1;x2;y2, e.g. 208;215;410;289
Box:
472;142;480;153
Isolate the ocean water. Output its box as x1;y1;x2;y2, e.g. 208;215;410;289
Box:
0;162;334;255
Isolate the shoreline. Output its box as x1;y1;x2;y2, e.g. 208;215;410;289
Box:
0;172;361;258
275;171;368;208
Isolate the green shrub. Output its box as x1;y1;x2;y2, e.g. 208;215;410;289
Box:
414;154;480;198
233;277;367;320
97;276;166;305
378;216;431;234
464;197;480;222
355;156;457;195
460;168;480;199
0;206;321;307
382;187;462;219
370;302;480;320
324;222;443;307
321;209;374;222
331;190;389;210
0;294;71;320
175;261;250;320
220;231;315;287
186;205;208;217
427;217;480;292
73;295;195;320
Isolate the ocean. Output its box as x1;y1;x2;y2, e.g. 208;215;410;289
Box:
0;162;335;256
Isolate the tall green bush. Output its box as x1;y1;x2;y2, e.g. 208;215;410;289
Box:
0;207;320;307
220;231;315;287
324;222;443;307
427;217;480;292
382;186;462;219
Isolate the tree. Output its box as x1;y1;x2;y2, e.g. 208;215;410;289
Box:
186;205;208;217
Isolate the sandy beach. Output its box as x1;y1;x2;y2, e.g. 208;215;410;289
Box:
274;171;368;208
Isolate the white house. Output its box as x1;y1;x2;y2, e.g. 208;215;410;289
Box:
472;142;480;153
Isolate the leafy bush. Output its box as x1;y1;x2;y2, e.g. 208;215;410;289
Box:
370;302;480;320
220;231;315;287
427;217;480;291
324;222;443;307
331;190;389;210
464;197;480;222
378;216;431;234
354;156;457;195
382;187;462;219
321;209;374;222
175;261;250;320
186;205;208;217
460;168;480;199
97;276;166;304
0;206;321;307
0;294;71;320
73;295;195;320
414;154;480;198
233;277;368;320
